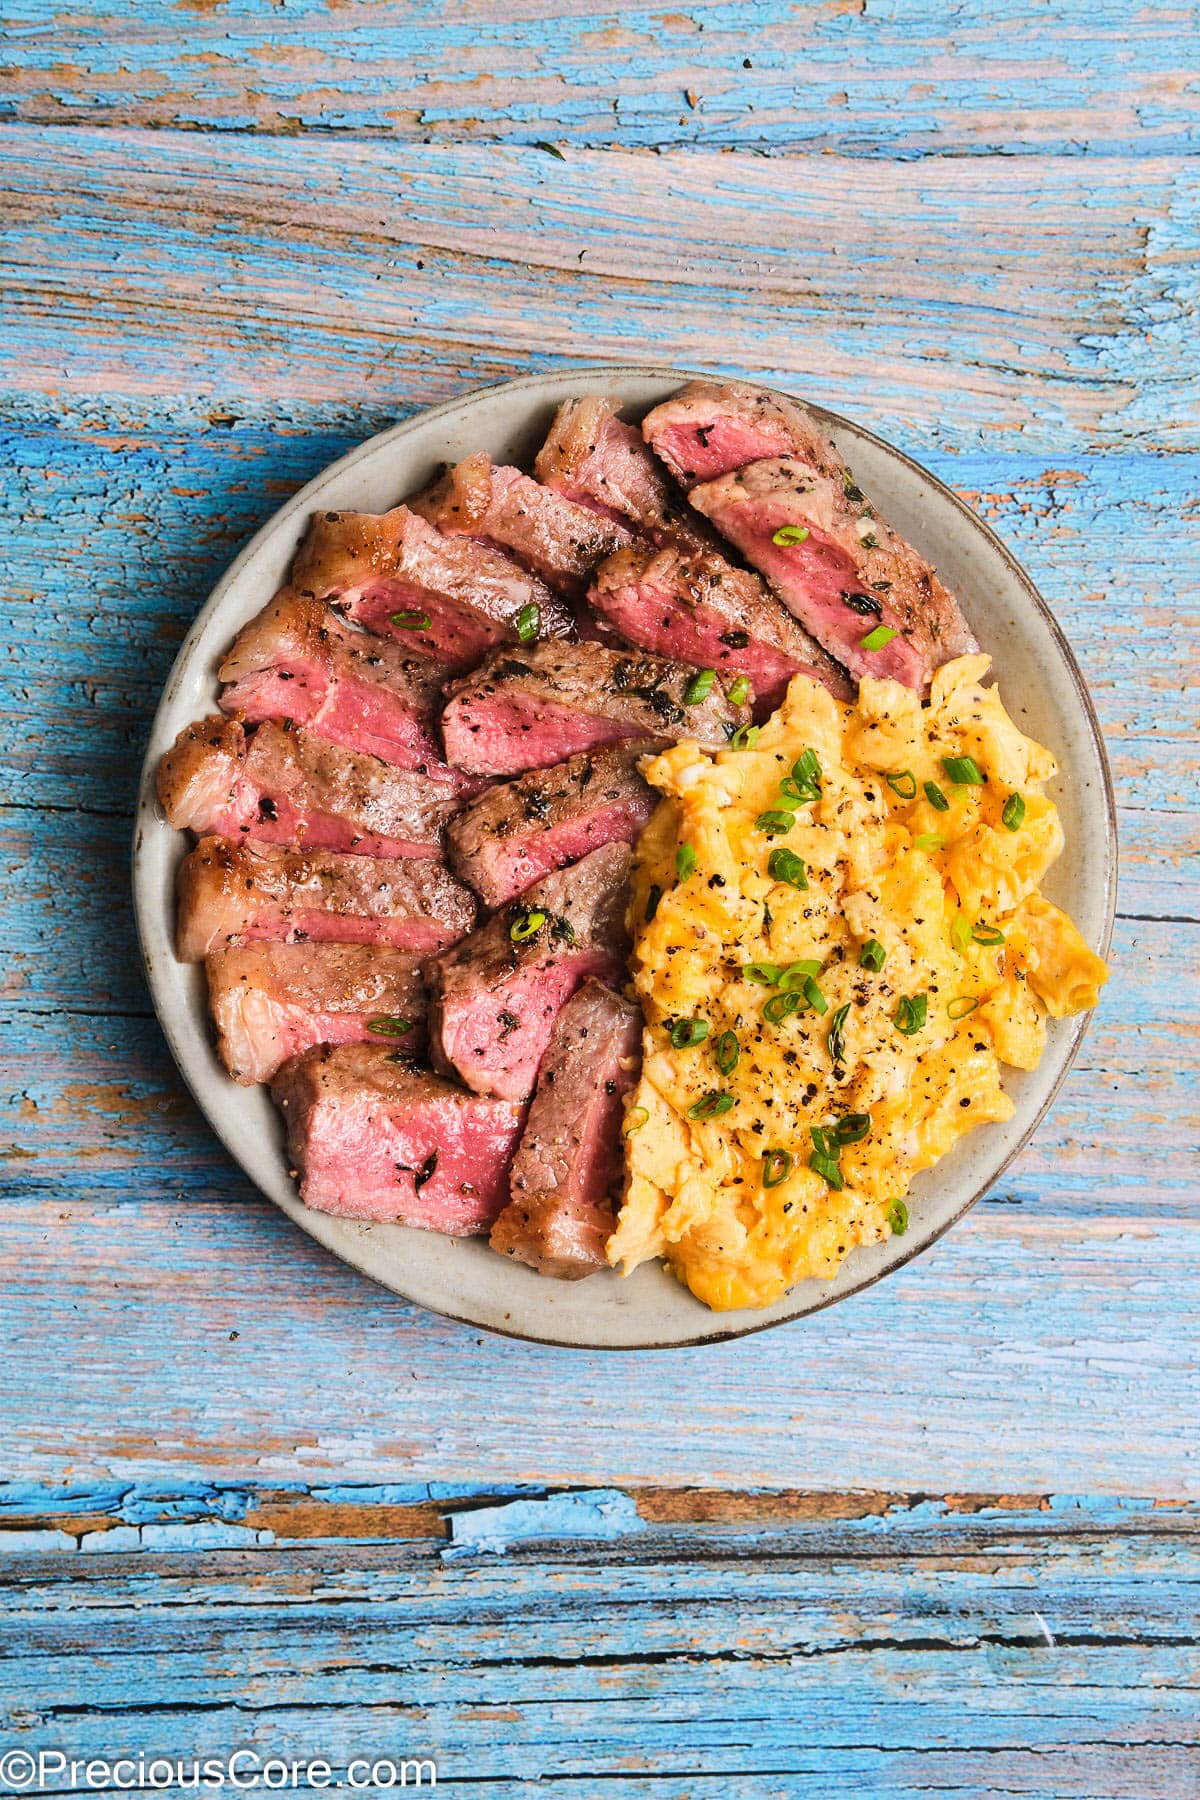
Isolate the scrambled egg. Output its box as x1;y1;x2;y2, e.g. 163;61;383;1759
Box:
608;654;1108;1312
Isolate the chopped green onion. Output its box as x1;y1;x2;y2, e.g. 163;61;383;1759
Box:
670;1017;710;1048
951;914;973;955
727;675;751;707
514;601;541;642
894;993;927;1035
859;938;887;973
645;884;663;922
715;1030;740;1076
763;991;800;1024
777;776;804;801
623;1106;649;1135
801;975;828;1016
923;780;950;812
947;996;980;1020
755;809;796;836
810;1125;832;1158
885;770;917;800
778;960;823;991
887;1198;908;1235
941;754;985;786
771;524;810;546
366;1015;413;1037
1002;791;1026;832
688;1090;735;1121
509;909;546;942
743;961;782;985
762;1148;793;1188
676;843;697;881
729;723;760;751
809;1150;844;1190
833;1112;871;1146
860;625;898;652
827;1001;851;1066
767;847;808;890
684;667;715;704
792;749;821;789
971;922;1005;946
389;609;431;630
913;832;945;853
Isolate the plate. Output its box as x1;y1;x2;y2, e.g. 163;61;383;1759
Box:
133;368;1116;1348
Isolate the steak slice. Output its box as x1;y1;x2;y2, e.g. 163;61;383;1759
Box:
446;745;658;909
271;1042;524;1232
207;942;427;1085
217;588;468;782
440;640;751;777
533;394;716;554
411;452;631;593
429;842;632;1101
291;504;571;671
589;542;854;712
490;980;642;1280
641;378;817;485
176;836;476;961
156;716;462;859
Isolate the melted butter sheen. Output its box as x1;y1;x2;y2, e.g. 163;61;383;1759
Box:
607;655;1109;1313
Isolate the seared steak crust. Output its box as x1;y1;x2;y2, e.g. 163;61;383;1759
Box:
490;980;642;1279
642;379;822;485
534;394;717;554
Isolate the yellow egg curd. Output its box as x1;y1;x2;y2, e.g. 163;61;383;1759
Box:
607;654;1108;1312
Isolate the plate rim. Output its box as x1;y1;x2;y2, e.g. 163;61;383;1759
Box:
132;364;1118;1349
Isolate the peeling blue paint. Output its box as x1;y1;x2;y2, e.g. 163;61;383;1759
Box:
443;1488;646;1558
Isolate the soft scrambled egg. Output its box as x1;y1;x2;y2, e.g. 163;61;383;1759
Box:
607;654;1108;1312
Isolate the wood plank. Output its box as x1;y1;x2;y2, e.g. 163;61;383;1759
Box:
3;129;1195;453
0;1489;1195;1795
2;0;1197;159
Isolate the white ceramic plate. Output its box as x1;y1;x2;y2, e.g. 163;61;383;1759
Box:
133;368;1116;1348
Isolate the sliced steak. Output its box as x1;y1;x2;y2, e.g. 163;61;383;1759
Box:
176;836;476;961
207;942;427;1085
440;640;751;777
534;394;716;554
156;716;462;859
291;504;571;671
446;745;658;909
217;588;468;781
589;542;854;712
271;1043;524;1232
411;452;631;593
428;842;632;1102
641;378;817;485
490;980;642;1279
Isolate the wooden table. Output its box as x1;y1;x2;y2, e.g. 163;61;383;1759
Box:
3;3;1197;1793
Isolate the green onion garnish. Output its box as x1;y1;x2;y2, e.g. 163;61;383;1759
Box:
509;909;546;942
767;847;808;890
951;914;973;955
763;991;800;1024
755;809;796;836
1002;792;1026;832
366;1015;413;1036
514;601;541;642
777;775;804;801
894;993;927;1035
971;922;1005;946
762;1148;792;1188
743;961;782;985
778;960;823;991
801;975;828;1016
623;1106;649;1135
645;884;663;922
923;780;950;812
771;524;810;546
729;723;760;751
942;754;985;786
669;1018;710;1049
688;1090;735;1121
860;625;898;652
715;1030;740;1076
810;1125;832;1158
833;1112;871;1146
390;609;431;630
913;832;945;853
887;1198;908;1235
885;770;917;799
947;996;979;1020
859;939;886;973
827;1001;851;1066
727;675;751;707
809;1150;844;1190
793;749;821;789
684;667;716;704
676;843;697;881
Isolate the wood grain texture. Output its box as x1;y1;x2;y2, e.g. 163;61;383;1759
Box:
3;0;1198;158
